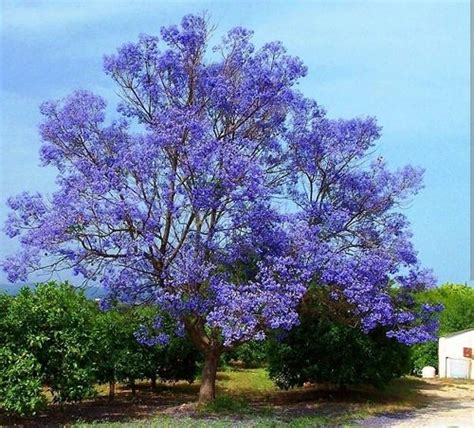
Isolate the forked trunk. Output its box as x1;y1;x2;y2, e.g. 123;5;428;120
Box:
198;351;219;403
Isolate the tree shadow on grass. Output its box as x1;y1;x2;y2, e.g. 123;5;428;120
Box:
0;382;198;427
0;375;451;426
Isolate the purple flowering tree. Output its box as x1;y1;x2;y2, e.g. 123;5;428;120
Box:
3;15;439;402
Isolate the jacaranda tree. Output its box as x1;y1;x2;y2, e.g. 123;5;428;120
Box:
3;14;440;402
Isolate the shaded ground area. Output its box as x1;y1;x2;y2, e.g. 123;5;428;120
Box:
0;369;455;427
360;378;474;428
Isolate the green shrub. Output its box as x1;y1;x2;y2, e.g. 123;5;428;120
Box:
2;283;98;403
0;349;46;417
94;304;198;397
267;290;410;390
409;283;474;374
422;284;474;334
224;340;267;368
410;341;437;376
0;282;199;415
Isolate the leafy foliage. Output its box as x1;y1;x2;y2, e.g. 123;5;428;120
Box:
410;283;474;374
421;284;474;334
0;282;198;416
224;341;267;368
0;349;46;417
267;290;410;389
203;395;249;413
0;282;97;404
410;341;438;376
94;304;198;392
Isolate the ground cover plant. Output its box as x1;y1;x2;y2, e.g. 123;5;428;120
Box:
2;13;440;402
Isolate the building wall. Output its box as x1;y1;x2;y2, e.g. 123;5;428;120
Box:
438;330;474;379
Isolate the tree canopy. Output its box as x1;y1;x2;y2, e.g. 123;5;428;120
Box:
2;14;439;401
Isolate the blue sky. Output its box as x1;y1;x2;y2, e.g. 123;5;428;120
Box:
0;0;470;285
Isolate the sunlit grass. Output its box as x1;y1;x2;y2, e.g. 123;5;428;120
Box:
39;368;437;427
216;367;275;398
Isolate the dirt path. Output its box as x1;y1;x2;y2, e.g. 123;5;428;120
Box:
361;379;474;428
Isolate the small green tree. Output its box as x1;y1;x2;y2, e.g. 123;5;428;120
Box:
223;341;267;368
410;341;438;376
0;282;199;416
0;282;98;410
94;304;198;398
267;289;410;390
93;307;129;399
424;284;474;333
128;305;198;385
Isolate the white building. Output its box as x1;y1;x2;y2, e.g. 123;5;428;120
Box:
438;328;474;379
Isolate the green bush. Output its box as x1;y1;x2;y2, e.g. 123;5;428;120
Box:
409;283;474;374
223;340;267;368
410;341;437;376
203;395;248;413
93;304;198;397
0;349;46;417
93;307;139;396
0;282;198;416
421;284;474;334
0;282;98;407
267;290;410;390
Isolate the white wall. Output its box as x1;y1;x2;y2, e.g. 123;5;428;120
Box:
439;330;474;379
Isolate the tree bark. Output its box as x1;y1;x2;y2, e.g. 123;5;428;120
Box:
198;351;219;403
183;317;221;403
109;380;115;401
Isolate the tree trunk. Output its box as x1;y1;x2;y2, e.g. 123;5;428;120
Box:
198;351;219;403
130;379;136;396
183;317;221;403
151;375;157;392
109;380;116;401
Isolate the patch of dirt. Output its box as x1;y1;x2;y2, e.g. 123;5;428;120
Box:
4;378;466;427
0;383;198;427
0;384;367;427
360;379;474;428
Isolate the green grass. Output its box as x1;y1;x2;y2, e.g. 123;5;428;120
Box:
202;395;250;413
73;414;360;428
216;367;275;398
16;368;434;427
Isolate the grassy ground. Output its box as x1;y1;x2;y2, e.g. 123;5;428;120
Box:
3;368;443;427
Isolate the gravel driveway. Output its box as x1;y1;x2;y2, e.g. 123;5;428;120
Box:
360;379;474;428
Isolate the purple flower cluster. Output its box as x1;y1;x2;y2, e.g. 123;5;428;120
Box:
206;256;309;346
134;326;170;347
2;14;439;351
